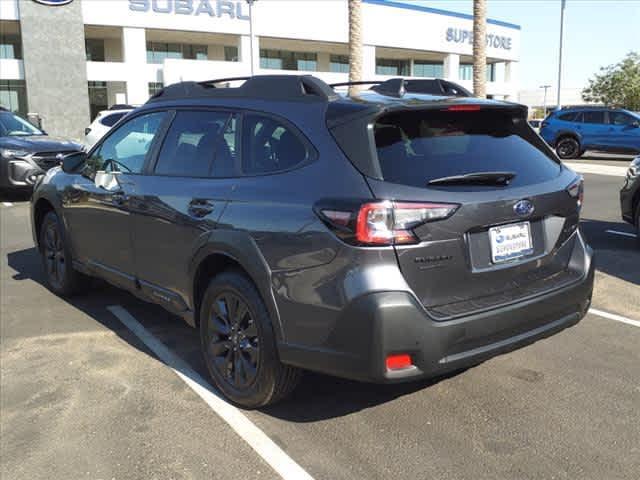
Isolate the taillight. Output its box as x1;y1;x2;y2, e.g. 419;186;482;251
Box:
567;175;584;211
317;200;459;246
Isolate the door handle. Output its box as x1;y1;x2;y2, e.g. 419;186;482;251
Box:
188;199;215;218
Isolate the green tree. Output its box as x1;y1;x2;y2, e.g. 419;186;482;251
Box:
582;52;640;110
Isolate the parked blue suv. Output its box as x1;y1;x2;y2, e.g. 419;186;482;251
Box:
540;107;640;159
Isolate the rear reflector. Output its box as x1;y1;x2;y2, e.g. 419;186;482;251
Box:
386;354;413;371
446;105;482;112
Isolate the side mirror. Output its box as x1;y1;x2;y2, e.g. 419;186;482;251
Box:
631;121;640;128
61;151;87;173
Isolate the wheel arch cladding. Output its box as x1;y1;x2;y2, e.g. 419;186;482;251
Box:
190;232;283;340
33;198;56;251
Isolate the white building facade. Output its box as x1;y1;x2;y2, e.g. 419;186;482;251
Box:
0;0;521;138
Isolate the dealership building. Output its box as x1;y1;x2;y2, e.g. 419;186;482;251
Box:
0;0;521;139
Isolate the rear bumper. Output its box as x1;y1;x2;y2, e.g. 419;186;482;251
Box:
279;232;595;383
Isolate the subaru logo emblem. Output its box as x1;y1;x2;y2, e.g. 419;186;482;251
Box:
514;199;534;217
32;0;73;6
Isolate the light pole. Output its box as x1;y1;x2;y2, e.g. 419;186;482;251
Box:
246;0;257;76
540;84;551;116
556;0;566;109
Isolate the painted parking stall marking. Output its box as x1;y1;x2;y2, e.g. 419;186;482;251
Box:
605;229;638;239
589;308;640;328
563;162;628;177
107;305;316;480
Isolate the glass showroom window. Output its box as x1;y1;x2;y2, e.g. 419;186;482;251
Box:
146;42;208;63
149;82;164;97
0;80;28;117
260;50;317;71
0;21;22;60
224;46;239;62
85;39;106;62
330;55;349;73
0;35;22;60
88;81;108;122
376;59;410;76
413;61;443;78
459;64;496;82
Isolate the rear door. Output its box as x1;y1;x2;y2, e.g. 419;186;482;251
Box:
368;107;582;318
580;110;607;149
129;109;236;310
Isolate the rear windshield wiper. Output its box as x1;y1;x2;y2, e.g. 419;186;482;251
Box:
428;171;516;186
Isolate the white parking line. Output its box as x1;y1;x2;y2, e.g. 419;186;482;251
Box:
563;162;627;177
107;305;315;480
589;308;640;328
605;229;638;238
2;202;13;207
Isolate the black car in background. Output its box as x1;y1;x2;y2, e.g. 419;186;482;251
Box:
30;76;594;407
0;108;84;193
620;155;640;236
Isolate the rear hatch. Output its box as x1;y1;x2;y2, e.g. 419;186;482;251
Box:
367;105;583;319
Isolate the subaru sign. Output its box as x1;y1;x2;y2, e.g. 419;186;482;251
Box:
32;0;74;5
129;0;249;20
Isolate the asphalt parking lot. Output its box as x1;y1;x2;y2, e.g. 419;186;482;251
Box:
1;155;639;480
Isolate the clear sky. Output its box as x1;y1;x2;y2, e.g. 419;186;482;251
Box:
404;0;640;90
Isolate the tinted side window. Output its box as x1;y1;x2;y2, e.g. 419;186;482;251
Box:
609;112;637;126
155;111;232;177
558;112;577;122
100;112;126;127
241;114;309;175
87;111;166;174
583;111;605;124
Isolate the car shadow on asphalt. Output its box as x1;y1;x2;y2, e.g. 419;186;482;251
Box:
0;190;32;203
580;219;640;286
6;246;465;420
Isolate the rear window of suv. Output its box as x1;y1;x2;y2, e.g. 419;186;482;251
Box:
374;109;561;188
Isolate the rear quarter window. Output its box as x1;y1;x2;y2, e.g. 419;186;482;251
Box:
557;112;578;122
374;109;561;188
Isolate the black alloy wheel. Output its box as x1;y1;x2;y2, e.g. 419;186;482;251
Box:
42;220;66;290
39;211;86;296
199;271;301;408
556;137;580;159
207;292;260;388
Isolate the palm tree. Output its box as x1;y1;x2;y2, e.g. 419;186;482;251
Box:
348;0;363;96
473;0;487;98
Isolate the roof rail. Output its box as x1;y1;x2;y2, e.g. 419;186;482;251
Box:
148;75;338;103
330;78;472;98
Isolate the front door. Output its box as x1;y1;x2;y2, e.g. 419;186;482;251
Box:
607;111;640;153
63;110;168;288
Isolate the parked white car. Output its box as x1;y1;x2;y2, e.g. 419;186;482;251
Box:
84;108;133;149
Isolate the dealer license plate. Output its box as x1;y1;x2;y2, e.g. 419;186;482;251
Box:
489;222;534;263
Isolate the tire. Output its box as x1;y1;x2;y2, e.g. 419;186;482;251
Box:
635;207;640;244
199;270;301;408
556;137;581;159
39;210;88;296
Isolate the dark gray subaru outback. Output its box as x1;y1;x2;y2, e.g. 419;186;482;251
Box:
30;76;594;407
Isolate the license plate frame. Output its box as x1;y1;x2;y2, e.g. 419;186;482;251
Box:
489;222;534;264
